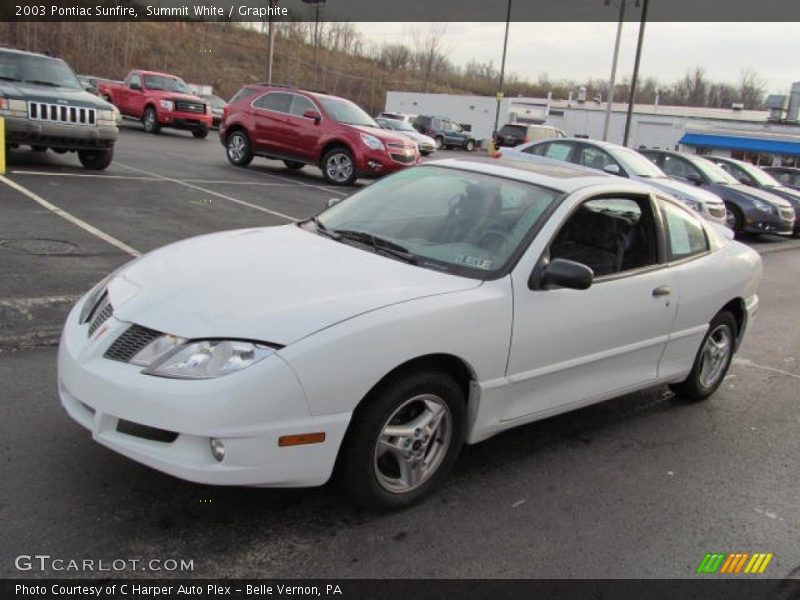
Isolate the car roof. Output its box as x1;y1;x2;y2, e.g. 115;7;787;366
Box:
424;156;654;195
136;70;184;78
0;47;65;61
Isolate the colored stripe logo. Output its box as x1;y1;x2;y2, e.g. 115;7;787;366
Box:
696;552;773;574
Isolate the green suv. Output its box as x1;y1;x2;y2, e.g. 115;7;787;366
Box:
0;48;118;169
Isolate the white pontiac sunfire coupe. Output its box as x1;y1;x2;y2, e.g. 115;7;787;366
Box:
58;157;762;509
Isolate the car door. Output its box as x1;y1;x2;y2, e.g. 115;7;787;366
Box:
120;73;142;116
251;91;292;153
503;191;677;422
575;143;626;176
284;93;320;161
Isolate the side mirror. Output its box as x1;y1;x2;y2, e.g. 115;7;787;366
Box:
326;197;343;208
538;258;594;290
686;174;703;186
303;109;321;124
129;82;141;91
738;177;754;187
603;164;622;176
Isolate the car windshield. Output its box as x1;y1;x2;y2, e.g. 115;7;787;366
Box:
736;162;782;187
391;120;415;132
315;166;561;278
0;52;81;89
688;156;739;184
613;147;666;178
202;95;225;108
317;96;376;127
144;75;191;93
500;124;527;135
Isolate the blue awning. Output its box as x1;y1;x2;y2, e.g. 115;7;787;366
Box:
679;133;800;156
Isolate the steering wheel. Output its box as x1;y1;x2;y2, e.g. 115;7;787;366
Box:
477;229;507;250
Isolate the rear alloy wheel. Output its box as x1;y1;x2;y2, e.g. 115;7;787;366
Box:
670;311;737;401
225;131;253;166
192;128;209;139
78;148;114;170
283;160;305;170
338;369;465;510
465;139;476;152
322;147;357;186
142;107;160;134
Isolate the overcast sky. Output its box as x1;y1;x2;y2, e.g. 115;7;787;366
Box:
356;22;800;94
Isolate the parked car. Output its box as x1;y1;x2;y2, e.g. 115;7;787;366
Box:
0;48;118;169
77;75;120;96
504;138;728;225
412;115;477;151
200;93;227;129
59;156;761;509
708;157;800;235
375;116;436;155
220;84;418;186
763;166;800;191
640;149;795;237
494;123;566;147
376;111;415;123
99;70;213;138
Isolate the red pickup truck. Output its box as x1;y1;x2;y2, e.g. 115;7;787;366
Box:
98;70;213;138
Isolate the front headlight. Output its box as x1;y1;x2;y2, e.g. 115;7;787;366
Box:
674;194;701;212
360;133;385;151
78;273;114;324
139;339;275;379
160;99;174;111
752;198;776;214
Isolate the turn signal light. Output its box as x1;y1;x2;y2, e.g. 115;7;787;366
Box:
278;432;326;447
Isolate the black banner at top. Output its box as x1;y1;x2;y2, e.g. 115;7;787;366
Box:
2;0;800;22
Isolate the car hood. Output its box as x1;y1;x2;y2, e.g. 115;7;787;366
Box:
0;81;112;109
349;124;414;147
643;177;724;205
108;225;480;346
764;185;800;209
400;130;436;145
707;183;793;208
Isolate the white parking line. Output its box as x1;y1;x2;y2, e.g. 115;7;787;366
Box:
733;358;800;381
115;162;300;222
10;170;164;181
241;165;350;197
0;175;141;257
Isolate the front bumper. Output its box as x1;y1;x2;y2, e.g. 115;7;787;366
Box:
57;300;349;487
4;115;117;150
158;110;212;130
742;209;794;236
355;147;419;178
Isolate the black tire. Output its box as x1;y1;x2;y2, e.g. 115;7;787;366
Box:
283;160;305;170
420;150;432;156
434;136;444;150
78;148;114;170
192;128;209;139
670;311;738;401
725;203;743;235
321;147;357;186
142;106;160;134
31;145;48;152
225;130;253;167
465;139;476;152
338;369;466;511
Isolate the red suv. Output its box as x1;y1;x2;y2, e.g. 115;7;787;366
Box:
219;84;419;185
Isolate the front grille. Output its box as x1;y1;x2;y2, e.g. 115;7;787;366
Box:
708;205;727;218
104;324;163;363
175;100;205;114
117;419;178;443
390;153;416;164
779;207;795;221
87;293;113;337
28;102;96;125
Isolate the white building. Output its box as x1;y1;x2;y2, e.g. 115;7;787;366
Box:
384;90;800;167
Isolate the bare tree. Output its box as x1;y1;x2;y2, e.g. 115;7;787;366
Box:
411;24;448;93
738;69;766;109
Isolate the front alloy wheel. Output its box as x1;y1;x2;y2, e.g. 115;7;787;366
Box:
338;369;465;510
143;107;160;134
322;148;356;186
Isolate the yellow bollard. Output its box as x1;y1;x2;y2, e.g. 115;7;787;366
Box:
0;117;5;175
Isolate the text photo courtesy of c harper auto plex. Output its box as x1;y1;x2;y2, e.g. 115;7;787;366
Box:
2;1;800;599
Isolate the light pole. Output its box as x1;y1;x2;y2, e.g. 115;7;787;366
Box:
493;0;512;139
302;0;327;87
266;0;277;83
602;0;627;141
623;0;648;147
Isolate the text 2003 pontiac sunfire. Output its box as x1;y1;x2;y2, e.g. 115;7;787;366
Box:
58;157;762;509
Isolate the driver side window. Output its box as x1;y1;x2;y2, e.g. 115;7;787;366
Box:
549;196;657;278
662;156;701;182
127;74;141;89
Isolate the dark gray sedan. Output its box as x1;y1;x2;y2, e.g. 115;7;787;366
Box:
640;149;795;237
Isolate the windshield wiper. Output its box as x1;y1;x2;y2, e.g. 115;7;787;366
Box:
23;79;62;87
333;229;418;264
306;216;341;241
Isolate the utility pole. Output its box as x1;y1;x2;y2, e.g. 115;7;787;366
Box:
266;0;276;83
493;0;512;138
602;0;626;141
623;0;648;147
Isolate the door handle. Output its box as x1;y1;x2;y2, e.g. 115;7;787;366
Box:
652;285;672;297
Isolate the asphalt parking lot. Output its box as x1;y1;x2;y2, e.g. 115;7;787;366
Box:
1;125;800;580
